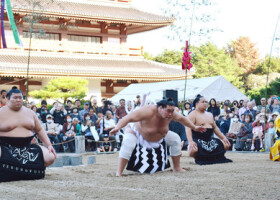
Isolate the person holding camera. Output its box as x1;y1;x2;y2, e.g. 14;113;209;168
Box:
81;113;99;151
62;115;77;152
100;110;116;148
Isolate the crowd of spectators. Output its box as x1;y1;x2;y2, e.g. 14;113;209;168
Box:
180;96;280;152
0;87;279;153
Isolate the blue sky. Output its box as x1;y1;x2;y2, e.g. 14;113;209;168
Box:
129;0;280;58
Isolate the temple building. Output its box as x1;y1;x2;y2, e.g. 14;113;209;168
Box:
0;0;187;101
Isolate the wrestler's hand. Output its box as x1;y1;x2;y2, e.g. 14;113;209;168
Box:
221;137;231;147
188;141;198;151
48;145;57;158
194;125;206;133
109;127;119;136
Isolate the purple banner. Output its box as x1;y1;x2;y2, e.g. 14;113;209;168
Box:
1;0;7;48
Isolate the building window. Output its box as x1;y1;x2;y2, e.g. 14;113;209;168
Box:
68;35;101;43
23;31;60;41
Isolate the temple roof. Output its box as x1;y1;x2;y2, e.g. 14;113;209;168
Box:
0;50;187;81
11;0;175;34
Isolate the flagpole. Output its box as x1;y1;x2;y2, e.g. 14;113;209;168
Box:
183;2;196;110
25;0;35;104
264;14;280;132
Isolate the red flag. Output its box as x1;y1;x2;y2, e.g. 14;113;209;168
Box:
182;41;193;70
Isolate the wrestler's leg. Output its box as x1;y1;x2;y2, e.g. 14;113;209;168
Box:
39;145;55;167
117;126;137;176
165;131;185;172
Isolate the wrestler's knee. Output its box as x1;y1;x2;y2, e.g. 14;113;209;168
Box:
166;131;181;156
119;133;137;160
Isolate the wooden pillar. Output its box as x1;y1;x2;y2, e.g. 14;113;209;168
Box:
105;80;114;94
100;22;108;43
120;24;127;44
19;80;26;96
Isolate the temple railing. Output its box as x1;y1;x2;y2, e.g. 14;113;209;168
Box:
7;39;143;57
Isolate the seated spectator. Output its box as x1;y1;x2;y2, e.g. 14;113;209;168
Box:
31;105;40;119
50;102;66;125
75;99;82;111
100;110;116;135
0;89;7;107
96;112;104;133
252;113;269;151
240;114;245;123
183;102;192;117
91;98;98;114
42;114;60;152
221;102;231;114
79;101;90;123
70;107;81;121
226;114;241;140
269;97;280;114
81;113;99;151
244;102;257;121
272;112;279;121
235;114;253;151
231;100;239;115
65;100;73;114
239;99;249;119
207;98;220;118
251;119;263;150
97;134;114;153
265;120;276;152
73;118;82;136
62;115;77;153
111;105;117;122
37;100;47;114
89;108;98;125
257;98;270;113
100;110;116;148
216;111;231;136
39;104;50;123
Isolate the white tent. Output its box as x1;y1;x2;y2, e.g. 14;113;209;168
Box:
110;76;247;104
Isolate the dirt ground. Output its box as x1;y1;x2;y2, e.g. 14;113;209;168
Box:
1;151;279;200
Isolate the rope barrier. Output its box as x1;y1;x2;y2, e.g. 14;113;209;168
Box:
36;137;116;146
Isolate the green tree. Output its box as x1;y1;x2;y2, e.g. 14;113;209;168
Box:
247;77;280;103
227;36;261;91
154;49;183;65
192;42;244;89
255;56;280;74
143;52;155;61
29;77;88;103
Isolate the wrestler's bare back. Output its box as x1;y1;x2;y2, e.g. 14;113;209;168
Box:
129;106;174;142
0;106;37;137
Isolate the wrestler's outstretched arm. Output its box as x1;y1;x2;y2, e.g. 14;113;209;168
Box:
110;105;154;135
33;112;57;158
173;111;206;132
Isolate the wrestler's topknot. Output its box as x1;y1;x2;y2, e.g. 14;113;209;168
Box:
6;88;23;100
193;94;203;107
156;97;175;108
